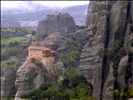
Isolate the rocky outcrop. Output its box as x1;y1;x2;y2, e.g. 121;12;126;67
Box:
54;60;65;76
15;61;52;100
79;1;133;100
73;29;88;42
86;1;95;26
109;1;128;48
1;67;16;98
103;86;114;100
36;12;76;40
124;1;133;53
43;32;73;54
118;55;128;89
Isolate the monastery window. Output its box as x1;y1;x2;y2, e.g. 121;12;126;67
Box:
42;51;45;54
43;50;50;54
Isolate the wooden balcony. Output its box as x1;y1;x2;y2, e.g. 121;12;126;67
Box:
43;53;56;57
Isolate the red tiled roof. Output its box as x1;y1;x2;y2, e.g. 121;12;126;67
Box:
28;46;56;54
30;56;36;60
28;46;50;50
51;50;56;54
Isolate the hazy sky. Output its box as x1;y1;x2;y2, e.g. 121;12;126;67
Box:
1;1;90;8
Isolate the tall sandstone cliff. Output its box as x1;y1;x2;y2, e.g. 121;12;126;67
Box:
79;1;133;100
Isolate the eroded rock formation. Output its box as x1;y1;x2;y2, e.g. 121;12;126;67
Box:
79;1;133;100
79;1;107;99
1;67;16;98
36;12;76;40
42;32;73;53
73;29;88;42
14;61;52;100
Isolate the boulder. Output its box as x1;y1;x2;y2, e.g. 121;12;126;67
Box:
129;98;133;100
73;29;88;42
36;12;76;40
119;55;129;68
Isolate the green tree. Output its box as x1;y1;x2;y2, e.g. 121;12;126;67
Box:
68;68;78;79
114;89;120;100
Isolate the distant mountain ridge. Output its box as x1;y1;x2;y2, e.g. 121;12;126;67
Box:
1;4;88;28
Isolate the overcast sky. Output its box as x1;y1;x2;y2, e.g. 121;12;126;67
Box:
1;1;90;9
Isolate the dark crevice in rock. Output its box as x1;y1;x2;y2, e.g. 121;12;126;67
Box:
122;0;131;37
100;1;111;100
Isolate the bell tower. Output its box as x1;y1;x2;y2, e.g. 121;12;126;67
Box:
50;35;54;41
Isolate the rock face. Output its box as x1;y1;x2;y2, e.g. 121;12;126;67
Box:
130;1;133;87
79;1;107;99
36;12;76;40
43;32;73;54
79;1;133;100
123;0;133;53
118;55;128;88
86;1;95;26
102;62;114;100
54;60;65;76
73;29;88;42
1;67;16;98
15;61;52;100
